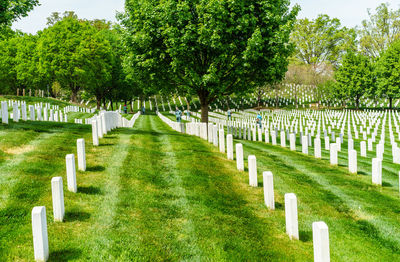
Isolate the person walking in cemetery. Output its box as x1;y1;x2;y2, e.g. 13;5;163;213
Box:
186;110;191;119
175;107;182;122
141;106;145;115
227;109;232;120
123;104;127;114
257;112;262;128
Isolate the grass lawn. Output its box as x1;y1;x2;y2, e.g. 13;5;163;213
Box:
0;114;399;261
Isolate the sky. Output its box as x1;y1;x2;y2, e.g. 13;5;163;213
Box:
12;0;125;34
291;0;400;28
11;0;400;34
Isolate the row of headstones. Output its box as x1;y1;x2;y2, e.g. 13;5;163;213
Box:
64;105;94;114
31;138;86;261
31;110;139;261
156;115;330;261
227;134;329;261
244;127;390;187
1;101;68;124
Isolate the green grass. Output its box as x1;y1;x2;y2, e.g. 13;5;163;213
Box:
1;114;399;261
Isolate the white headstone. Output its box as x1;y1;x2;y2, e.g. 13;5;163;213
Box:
372;158;382;186
290;133;296;151
330;144;338;165
1;101;8;124
360;141;366;157
226;134;233;160
66;154;77;193
219;129;225;153
236;143;244;171
77;139;86;171
51;177;65;222
248;155;257;187
302;135;308;154
280;131;286;147
263;171;274;210
348;149;357;174
313;221;330;262
314;138;321;159
285;193;299;240
92;120;99;146
32;206;49;261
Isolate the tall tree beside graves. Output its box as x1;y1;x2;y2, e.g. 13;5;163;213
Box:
375;40;400;109
15;34;47;92
291;14;357;70
81;20;126;109
359;3;400;58
0;36;19;94
121;0;300;122
334;51;375;109
38;15;97;102
0;0;38;27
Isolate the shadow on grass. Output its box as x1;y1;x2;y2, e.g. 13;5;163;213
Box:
275;202;283;210
382;181;392;187
358;171;369;176
299;230;312;242
86;165;105;172
78;186;102;195
64;211;91;222
49;248;82;261
99;143;113;147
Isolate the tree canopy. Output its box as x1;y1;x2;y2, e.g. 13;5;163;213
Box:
0;0;38;27
375;40;400;108
121;0;300;121
290;14;357;70
359;3;400;58
334;51;375;109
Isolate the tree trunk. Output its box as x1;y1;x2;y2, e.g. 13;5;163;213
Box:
129;100;134;113
186;99;190;112
389;97;393;109
198;91;209;123
275;95;279;108
71;87;78;103
110;98;114;111
356;97;359;110
96;96;101;110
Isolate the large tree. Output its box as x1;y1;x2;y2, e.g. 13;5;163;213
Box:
121;0;299;122
291;14;357;70
359;3;400;58
334;51;375;109
38;15;98;102
375;40;400;109
0;0;38;27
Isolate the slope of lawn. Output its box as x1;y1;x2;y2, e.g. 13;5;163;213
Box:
1;113;399;261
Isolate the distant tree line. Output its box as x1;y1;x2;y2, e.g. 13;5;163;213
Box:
288;3;400;109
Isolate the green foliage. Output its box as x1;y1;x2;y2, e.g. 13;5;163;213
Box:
375;40;400;108
359;3;400;58
0;37;18;94
38;16;98;101
291;14;357;69
0;0;38;27
334;51;375;108
121;0;299;121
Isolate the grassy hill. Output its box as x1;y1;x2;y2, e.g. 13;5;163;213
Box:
0;107;399;260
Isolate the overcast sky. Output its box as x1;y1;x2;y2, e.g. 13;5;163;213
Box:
291;0;400;28
12;0;400;34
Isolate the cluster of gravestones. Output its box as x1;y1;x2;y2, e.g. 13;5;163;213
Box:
29;110;138;261
157;111;330;262
189;108;400;186
0;100;73;124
